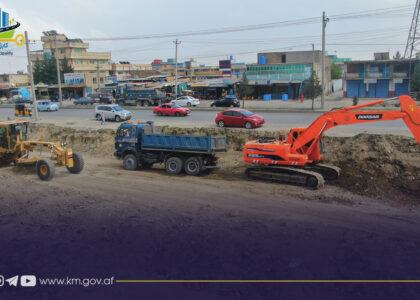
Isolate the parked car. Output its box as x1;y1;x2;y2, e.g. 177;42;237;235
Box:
95;104;132;122
153;103;190;117
215;109;265;129
0;96;7;104
74;97;94;105
211;95;240;108
37;101;59;112
171;96;200;107
99;93;114;104
87;93;101;103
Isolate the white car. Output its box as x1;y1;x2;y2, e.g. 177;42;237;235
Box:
95;104;132;122
171;96;200;107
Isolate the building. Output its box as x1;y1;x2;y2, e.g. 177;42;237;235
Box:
0;73;30;97
242;51;331;100
110;62;155;81
343;53;416;98
30;30;112;95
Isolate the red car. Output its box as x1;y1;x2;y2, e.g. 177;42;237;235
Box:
215;109;265;129
153;103;191;117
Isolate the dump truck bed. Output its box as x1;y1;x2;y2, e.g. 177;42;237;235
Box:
141;134;227;153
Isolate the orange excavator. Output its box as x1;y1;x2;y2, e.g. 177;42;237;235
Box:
244;95;420;189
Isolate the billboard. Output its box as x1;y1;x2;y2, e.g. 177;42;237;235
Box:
64;73;85;85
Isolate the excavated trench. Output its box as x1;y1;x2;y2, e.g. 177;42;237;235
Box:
31;123;420;200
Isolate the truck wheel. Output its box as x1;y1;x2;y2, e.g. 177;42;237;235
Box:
67;152;84;174
165;157;183;175
184;157;203;176
36;159;55;181
123;154;138;171
115;115;122;122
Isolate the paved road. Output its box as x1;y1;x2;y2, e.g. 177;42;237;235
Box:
0;107;411;137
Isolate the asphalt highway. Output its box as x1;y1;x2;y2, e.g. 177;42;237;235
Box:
0;107;411;136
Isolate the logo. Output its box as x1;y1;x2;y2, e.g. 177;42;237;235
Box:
20;275;37;287
6;275;19;287
0;8;25;56
356;114;382;120
0;275;4;287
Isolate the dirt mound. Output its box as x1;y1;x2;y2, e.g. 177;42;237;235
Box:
324;134;420;198
30;123;419;199
31;124;116;157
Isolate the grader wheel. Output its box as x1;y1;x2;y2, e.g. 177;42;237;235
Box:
36;159;55;181
66;152;85;174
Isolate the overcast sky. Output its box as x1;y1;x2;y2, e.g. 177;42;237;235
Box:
0;0;415;73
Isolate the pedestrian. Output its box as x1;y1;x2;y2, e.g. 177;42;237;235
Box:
101;111;106;125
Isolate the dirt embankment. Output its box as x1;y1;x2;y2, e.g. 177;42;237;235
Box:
31;123;420;199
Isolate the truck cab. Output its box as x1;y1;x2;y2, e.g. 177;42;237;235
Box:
115;122;154;158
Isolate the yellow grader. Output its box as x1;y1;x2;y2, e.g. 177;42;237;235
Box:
0;120;84;181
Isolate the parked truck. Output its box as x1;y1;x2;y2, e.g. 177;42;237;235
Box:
117;87;167;107
115;122;227;175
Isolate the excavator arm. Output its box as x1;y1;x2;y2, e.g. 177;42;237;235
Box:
289;95;420;162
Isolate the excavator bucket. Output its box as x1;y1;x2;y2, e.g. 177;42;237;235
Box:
399;95;420;143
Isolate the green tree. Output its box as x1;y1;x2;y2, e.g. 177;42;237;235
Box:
393;51;402;60
60;56;74;83
411;63;420;93
331;63;342;80
303;70;322;110
33;58;43;84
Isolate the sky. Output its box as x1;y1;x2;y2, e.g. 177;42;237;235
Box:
0;0;416;73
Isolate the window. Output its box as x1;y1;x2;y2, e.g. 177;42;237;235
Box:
281;54;286;63
60;49;65;54
231;111;242;117
222;111;233;116
100;78;104;83
93;78;97;84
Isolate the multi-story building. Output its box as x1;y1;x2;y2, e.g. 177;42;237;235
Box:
343;53;416;98
110;62;155;81
0;73;30;97
30;30;112;94
242;51;331;100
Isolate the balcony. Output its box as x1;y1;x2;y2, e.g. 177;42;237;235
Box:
68;52;111;60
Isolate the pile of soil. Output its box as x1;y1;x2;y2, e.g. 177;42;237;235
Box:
30;123;420;199
324;134;420;198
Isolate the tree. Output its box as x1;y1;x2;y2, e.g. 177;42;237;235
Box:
60;56;74;83
411;63;420;93
393;51;402;60
303;70;322;110
32;55;58;85
331;63;342;80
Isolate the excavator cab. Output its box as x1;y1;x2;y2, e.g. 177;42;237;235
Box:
14;103;32;118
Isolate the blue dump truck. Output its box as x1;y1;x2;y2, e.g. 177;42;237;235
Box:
115;122;227;175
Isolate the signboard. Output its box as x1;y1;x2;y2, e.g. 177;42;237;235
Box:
106;75;118;84
64;73;85;85
0;7;25;56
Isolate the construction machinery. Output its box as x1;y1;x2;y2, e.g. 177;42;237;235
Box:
0;120;84;180
244;95;420;189
14;103;32;117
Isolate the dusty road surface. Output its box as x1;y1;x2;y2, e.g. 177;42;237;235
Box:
1;155;420;298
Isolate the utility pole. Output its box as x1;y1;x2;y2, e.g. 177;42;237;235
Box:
96;61;101;91
174;39;181;98
25;31;38;120
54;37;63;105
311;43;315;110
404;0;420;94
321;11;329;109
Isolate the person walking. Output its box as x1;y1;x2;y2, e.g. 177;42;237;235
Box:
101;111;106;125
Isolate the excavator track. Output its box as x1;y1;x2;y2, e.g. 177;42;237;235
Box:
304;163;341;181
245;166;325;189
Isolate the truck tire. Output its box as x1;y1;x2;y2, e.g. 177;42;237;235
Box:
184;157;203;176
165;156;183;175
36;159;55;181
123;154;138;171
66;152;84;174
